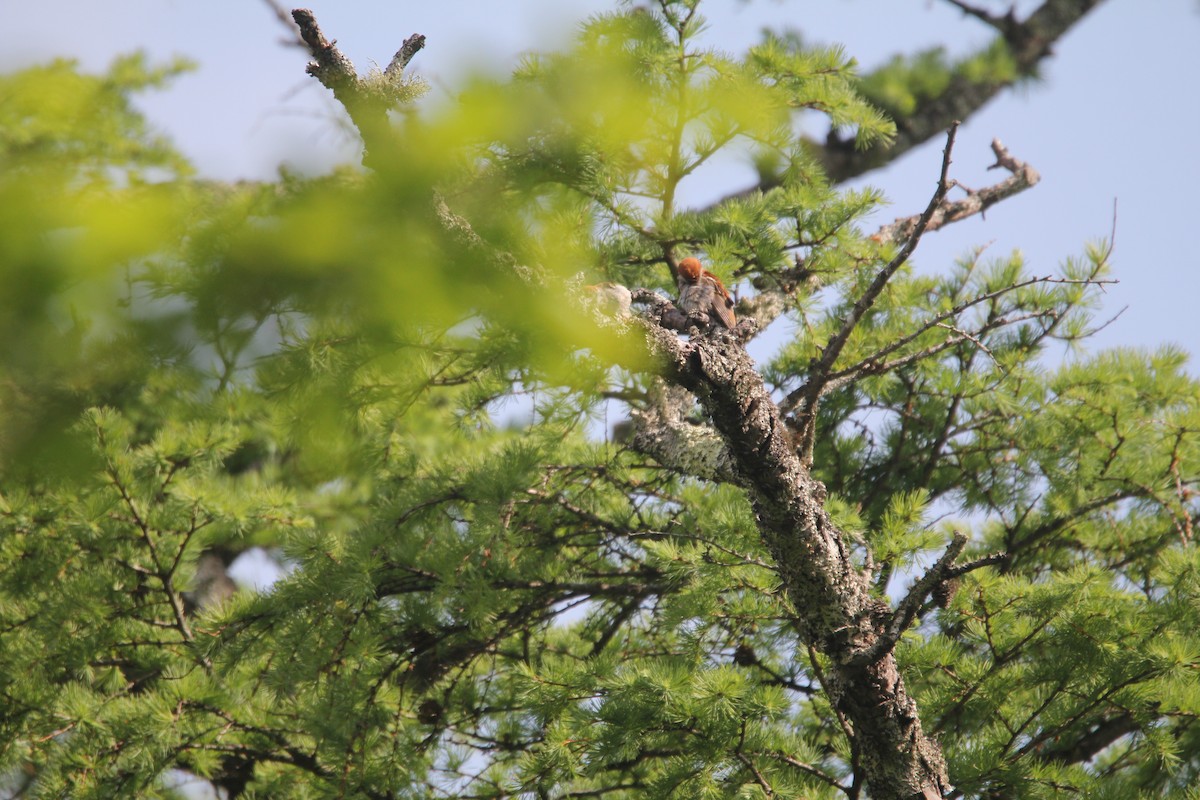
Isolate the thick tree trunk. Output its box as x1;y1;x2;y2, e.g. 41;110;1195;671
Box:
646;323;949;799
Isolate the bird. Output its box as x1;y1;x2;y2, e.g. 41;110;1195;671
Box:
676;257;736;329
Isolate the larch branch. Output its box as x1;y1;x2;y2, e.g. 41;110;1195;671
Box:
640;319;950;799
699;0;1102;200
853;531;968;667
786;123;959;462
872;138;1040;246
290;8;425;168
819;0;1107;182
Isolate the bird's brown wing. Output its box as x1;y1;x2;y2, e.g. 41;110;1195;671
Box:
704;274;737;328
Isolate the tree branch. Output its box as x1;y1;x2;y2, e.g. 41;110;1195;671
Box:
694;0;1102;202
788;124;958;464
853;532;968;667
640;321;949;799
872;138;1040;245
941;0;1021;36
434;194;542;285
818;0;1107;182
948;550;1009;579
292;9;374;124
629;403;741;485
739;137;1043;343
386;34;427;76
291;8;425;168
1038;712;1140;765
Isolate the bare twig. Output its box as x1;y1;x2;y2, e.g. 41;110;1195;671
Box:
291;9;426;168
942;0;1020;35
851;531;970;667
260;0;306;47
788;123;959;463
935;321;1000;367
872;138;1039;245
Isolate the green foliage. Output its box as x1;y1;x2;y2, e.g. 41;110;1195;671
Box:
1;2;1199;798
0;52;193;184
857;41;1019;121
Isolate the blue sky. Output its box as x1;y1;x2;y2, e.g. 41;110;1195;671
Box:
9;0;1200;364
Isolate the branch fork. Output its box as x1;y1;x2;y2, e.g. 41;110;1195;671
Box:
291;8;425;166
852;532;1008;668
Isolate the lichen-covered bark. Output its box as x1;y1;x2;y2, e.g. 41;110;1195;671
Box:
646;323;949;799
630;381;741;485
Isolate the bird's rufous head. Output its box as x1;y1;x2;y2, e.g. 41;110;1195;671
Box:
678;257;703;281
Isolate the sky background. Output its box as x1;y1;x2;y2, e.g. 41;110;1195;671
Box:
7;0;1200;365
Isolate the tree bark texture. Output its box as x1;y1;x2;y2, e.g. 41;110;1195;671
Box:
645;323;949;799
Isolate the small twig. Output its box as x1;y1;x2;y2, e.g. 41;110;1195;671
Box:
1101;197;1118;264
628;529;774;569
735;751;777;798
789;123;960;459
790;271;1109;412
942;0;1020;36
811;333;974;401
934;321;1001;368
851;531;970;667
589;597;642;658
753;749;847;793
260;0;306;47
